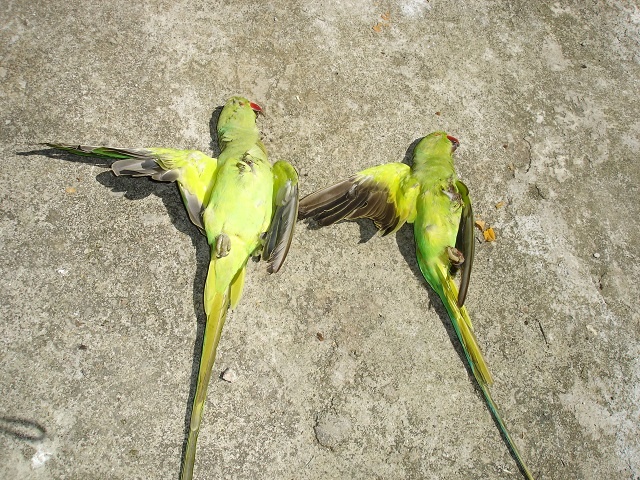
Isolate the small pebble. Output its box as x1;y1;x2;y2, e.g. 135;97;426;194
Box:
593;252;600;258
221;367;238;383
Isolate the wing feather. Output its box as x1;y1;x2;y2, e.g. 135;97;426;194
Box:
46;144;217;232
262;161;299;274
454;180;474;307
299;163;416;235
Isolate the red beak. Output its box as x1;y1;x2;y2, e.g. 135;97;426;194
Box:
249;102;263;113
446;135;460;151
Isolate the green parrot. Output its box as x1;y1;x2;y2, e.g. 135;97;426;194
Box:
47;96;299;480
298;132;533;480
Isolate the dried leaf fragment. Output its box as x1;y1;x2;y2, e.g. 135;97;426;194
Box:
474;219;486;231
65;186;77;194
495;201;505;209
483;227;496;242
372;10;391;32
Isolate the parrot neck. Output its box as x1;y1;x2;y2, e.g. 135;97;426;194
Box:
217;125;261;152
218;124;259;141
218;137;268;166
411;153;455;181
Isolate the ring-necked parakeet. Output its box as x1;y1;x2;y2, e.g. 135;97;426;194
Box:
298;132;533;479
47;96;299;480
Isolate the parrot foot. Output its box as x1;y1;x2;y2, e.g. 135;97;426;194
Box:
236;153;256;174
215;234;231;258
446;246;465;266
443;182;462;205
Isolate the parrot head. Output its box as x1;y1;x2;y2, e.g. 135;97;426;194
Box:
412;131;460;165
217;96;263;144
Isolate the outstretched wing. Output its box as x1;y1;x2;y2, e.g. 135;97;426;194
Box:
262;160;299;274
46;144;217;231
298;163;418;236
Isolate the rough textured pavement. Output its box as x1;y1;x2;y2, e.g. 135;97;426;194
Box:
1;1;639;479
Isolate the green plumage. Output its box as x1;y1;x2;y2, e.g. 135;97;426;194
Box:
299;131;534;480
47;96;299;480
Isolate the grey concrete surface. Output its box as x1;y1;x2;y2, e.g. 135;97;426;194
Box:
1;1;639;479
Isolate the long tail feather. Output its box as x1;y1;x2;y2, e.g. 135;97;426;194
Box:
437;269;491;385
229;266;246;310
45;143;149;159
180;263;230;480
436;267;534;480
479;382;535;480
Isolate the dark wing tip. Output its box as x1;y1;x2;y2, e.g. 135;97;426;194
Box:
299;176;400;235
298;179;357;221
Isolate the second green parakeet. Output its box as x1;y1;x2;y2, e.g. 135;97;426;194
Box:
298;132;533;480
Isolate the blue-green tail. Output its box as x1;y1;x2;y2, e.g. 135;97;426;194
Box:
435;266;534;480
477;381;534;480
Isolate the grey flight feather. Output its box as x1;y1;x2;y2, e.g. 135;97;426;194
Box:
454;180;474;307
298;176;400;236
262;181;299;274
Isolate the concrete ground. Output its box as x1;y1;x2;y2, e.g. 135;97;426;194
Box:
1;1;639;479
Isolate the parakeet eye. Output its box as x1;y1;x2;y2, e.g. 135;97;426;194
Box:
446;135;460;151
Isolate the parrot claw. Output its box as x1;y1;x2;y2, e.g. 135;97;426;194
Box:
446;246;465;266
252;242;265;258
443;182;462;205
251;233;268;258
215;233;231;258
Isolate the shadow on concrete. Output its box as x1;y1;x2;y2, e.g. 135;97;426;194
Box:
0;416;47;442
208;106;224;157
401;137;422;166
